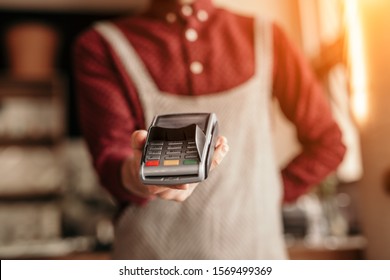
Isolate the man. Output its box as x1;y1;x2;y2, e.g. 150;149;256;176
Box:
73;0;345;259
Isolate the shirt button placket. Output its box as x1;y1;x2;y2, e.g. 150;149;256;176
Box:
197;10;209;22
181;5;193;17
185;28;198;42
190;61;203;75
180;4;203;92
166;13;177;23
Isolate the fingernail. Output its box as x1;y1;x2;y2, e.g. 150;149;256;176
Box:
222;144;229;154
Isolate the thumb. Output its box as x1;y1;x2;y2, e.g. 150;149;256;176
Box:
210;136;229;171
131;130;148;150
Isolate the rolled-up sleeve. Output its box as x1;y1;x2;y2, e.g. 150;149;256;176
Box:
272;24;346;203
73;30;148;206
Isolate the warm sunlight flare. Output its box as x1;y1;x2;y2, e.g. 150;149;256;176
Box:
344;0;368;124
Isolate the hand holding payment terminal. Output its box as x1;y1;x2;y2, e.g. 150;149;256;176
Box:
140;113;219;185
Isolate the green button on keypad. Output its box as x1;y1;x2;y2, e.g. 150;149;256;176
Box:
183;159;198;165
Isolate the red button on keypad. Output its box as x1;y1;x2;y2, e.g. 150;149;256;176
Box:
146;160;160;167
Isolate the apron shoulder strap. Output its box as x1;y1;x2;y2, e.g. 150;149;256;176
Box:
253;16;273;96
94;21;159;95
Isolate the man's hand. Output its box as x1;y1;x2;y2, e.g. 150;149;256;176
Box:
121;130;229;202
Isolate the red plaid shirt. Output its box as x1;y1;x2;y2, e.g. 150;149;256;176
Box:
73;0;345;206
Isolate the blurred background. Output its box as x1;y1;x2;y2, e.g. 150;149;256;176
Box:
0;0;389;260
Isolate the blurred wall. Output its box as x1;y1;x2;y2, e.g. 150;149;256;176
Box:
215;0;302;45
0;0;145;11
356;0;390;260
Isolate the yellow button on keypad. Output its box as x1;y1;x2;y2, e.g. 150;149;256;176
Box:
164;160;180;166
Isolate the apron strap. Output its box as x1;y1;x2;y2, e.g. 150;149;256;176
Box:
254;17;273;98
94;21;160;95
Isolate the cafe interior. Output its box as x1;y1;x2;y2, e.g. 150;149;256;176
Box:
0;0;389;260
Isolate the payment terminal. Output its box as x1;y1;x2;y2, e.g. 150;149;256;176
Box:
140;113;219;185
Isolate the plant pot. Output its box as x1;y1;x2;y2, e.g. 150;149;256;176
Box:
5;22;60;80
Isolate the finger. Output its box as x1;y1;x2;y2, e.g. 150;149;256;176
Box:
157;190;181;202
131;130;148;150
129;186;157;199
215;136;228;148
163;184;189;190
145;184;189;196
157;184;196;202
146;185;171;195
210;142;229;170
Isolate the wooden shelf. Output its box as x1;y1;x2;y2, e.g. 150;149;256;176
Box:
287;236;367;260
0;137;64;147
0;76;63;98
0;75;66;146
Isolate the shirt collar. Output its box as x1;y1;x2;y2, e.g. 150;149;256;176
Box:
145;0;215;22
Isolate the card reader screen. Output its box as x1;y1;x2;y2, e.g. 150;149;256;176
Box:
155;114;209;132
